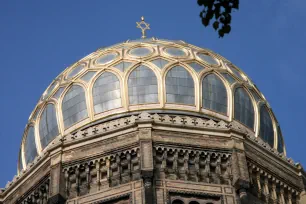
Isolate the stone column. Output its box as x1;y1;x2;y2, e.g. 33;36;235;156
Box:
138;119;154;204
47;148;66;204
279;184;285;204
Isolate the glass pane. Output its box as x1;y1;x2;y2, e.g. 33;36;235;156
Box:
197;53;218;65
165;47;186;57
202;74;227;114
259;105;274;147
114;61;133;72
97;53;117;64
129;47;152;57
52;87;64;100
151;58;169;69
93;72;122;113
43;81;58;99
188;62;205;72
226;64;243;80
221;73;236;84
234;88;254;129
62;85;88;129
81;71;96;83
18;150;23;171
128;64;158;104
39;104;60;148
277;126;284;153
24;126;38;165
166;66;195;105
67;64;85;79
250;89;261;102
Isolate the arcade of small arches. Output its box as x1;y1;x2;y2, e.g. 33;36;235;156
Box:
18;39;285;173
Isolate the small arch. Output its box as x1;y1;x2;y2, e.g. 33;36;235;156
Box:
127;64;159;105
202;73;227;114
39;103;60;149
259;105;274;147
234;87;255;129
62;85;88;129
24;126;38;165
165;65;195;105
172;199;184;204
92;72;122;113
189;201;200;204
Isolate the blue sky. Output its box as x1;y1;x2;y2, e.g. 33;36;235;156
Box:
0;0;306;187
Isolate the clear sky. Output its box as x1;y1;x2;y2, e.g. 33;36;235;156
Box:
0;0;305;187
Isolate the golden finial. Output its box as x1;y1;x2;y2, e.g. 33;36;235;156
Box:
136;16;150;39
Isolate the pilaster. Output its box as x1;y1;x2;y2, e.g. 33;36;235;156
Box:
231;139;250;204
138;118;154;204
48;148;66;204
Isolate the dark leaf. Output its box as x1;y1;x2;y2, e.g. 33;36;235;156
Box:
213;21;219;30
202;18;210;27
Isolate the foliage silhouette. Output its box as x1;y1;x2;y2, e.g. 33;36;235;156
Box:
198;0;239;38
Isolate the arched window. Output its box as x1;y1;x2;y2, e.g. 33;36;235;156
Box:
62;85;88;129
166;66;194;105
234;88;254;129
172;199;184;204
277;126;284;153
259;105;274;147
39;104;59;148
202;73;227;114
128;64;158;104
24;126;38;165
93;72;122;114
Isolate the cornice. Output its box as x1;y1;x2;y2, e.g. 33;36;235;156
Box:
1;111;299;198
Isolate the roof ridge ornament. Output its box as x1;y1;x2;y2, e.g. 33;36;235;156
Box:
136;16;150;39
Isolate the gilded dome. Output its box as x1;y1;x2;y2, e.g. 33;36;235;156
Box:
18;38;285;172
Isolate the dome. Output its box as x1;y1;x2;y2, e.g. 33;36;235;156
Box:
18;38;285;172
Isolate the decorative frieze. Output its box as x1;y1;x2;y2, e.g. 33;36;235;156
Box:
16;179;50;204
62;148;140;199
247;162;300;204
153;146;232;185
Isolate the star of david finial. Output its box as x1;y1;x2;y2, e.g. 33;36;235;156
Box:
136;16;150;39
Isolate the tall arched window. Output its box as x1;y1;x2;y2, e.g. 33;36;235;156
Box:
166;66;194;105
93;72;122;114
39;103;59;148
277;126;284;153
128;64;158;104
202;73;227;114
62;85;88;129
18;150;23;172
259;105;274;147
234;88;254;129
24;126;38;165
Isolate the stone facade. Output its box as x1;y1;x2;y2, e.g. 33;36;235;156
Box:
0;111;305;204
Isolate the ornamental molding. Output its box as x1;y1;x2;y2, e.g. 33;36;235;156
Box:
2;112;298;196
